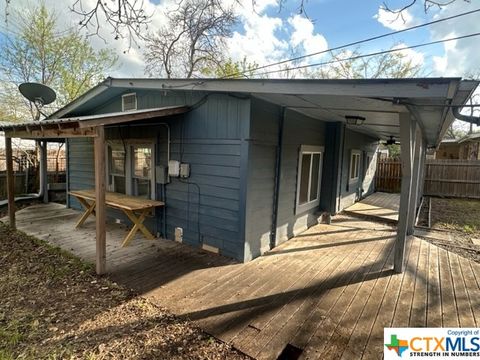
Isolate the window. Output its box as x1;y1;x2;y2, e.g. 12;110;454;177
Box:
132;146;152;198
107;140;155;199
296;145;324;214
107;143;126;193
349;150;361;183
122;93;137;112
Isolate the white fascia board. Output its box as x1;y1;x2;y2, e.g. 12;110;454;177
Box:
109;78;457;99
48;82;110;119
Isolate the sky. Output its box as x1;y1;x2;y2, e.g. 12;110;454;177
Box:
1;0;478;80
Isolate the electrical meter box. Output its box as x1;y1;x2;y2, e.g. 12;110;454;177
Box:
180;163;190;178
168;160;180;177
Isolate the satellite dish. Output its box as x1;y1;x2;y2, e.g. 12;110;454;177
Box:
19;82;56;107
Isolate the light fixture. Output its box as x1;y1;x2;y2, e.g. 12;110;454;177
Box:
345;115;365;125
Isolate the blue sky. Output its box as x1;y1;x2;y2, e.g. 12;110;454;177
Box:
0;0;479;78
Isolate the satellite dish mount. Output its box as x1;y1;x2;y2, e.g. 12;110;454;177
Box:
18;82;57;121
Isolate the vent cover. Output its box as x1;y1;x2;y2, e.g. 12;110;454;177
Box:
122;93;137;112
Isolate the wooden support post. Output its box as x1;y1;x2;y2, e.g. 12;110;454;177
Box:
394;113;414;273
407;126;422;234
94;126;106;275
5;136;15;230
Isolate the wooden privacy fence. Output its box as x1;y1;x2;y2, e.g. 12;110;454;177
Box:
424;159;480;199
375;158;480;198
375;158;401;193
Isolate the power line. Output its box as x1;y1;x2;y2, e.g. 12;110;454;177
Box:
223;7;480;79
249;31;480;77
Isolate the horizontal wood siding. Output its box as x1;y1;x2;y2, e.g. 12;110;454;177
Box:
339;128;378;210
67;137;94;210
244;98;279;260
275;110;326;244
67;91;249;260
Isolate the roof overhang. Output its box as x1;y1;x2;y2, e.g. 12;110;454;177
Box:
1;106;189;139
18;77;480;147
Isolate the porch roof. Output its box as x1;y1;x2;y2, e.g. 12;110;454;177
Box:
47;77;478;148
0;105;189;139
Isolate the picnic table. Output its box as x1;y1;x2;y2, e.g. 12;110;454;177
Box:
69;189;165;247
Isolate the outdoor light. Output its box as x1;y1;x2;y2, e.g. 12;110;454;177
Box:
345;115;366;125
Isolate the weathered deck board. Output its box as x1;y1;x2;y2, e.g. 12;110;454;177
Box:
3;202;480;360
438;246;460;327
343;192;400;223
426;244;442;327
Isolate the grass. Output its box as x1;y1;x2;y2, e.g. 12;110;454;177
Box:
430;197;480;235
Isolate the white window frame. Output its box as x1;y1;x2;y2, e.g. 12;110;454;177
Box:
349;150;361;183
106;139;156;200
295;145;324;214
122;92;137;112
131;144;155;199
107;142;127;194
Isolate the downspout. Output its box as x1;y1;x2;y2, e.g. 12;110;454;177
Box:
270;106;286;250
65;139;70;208
40;140;48;203
452;107;480;126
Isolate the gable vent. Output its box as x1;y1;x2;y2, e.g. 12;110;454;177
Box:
122;93;137;112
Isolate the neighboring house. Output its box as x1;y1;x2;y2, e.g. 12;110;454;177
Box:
1;77;477;272
434;138;461;159
458;133;480;160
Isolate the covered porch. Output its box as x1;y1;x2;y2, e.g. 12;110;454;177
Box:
1;106;188;274
4;203;480;359
344;192;400;224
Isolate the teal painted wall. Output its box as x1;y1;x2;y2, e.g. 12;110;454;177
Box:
67;90;250;260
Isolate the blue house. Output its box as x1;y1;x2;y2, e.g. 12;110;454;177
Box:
2;77;477;274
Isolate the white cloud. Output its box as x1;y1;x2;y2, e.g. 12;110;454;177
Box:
391;43;424;67
374;7;416;31
225;1;287;68
428;1;480;77
288;15;328;61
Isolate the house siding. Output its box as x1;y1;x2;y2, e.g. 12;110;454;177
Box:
67;90;250;261
244;98;280;261
67;137;94;210
275;110;326;245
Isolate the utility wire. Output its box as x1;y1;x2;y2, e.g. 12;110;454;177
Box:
222;7;480;79
248;31;480;77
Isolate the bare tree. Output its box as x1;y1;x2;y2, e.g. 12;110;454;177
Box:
70;0;151;48
143;0;237;78
294;48;423;79
381;0;470;25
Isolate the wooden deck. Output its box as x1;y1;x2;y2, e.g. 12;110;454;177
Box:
344;192;399;223
4;203;480;359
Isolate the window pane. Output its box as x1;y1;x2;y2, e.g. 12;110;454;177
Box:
113;176;126;194
133;147;152;178
309;153;320;201
355;154;360;178
299;154;311;205
110;145;125;175
133;178;151;198
350;154;356;179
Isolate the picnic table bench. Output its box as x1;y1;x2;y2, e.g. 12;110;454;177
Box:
69;189;165;247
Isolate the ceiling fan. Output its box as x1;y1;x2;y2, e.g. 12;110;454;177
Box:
382;136;400;146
